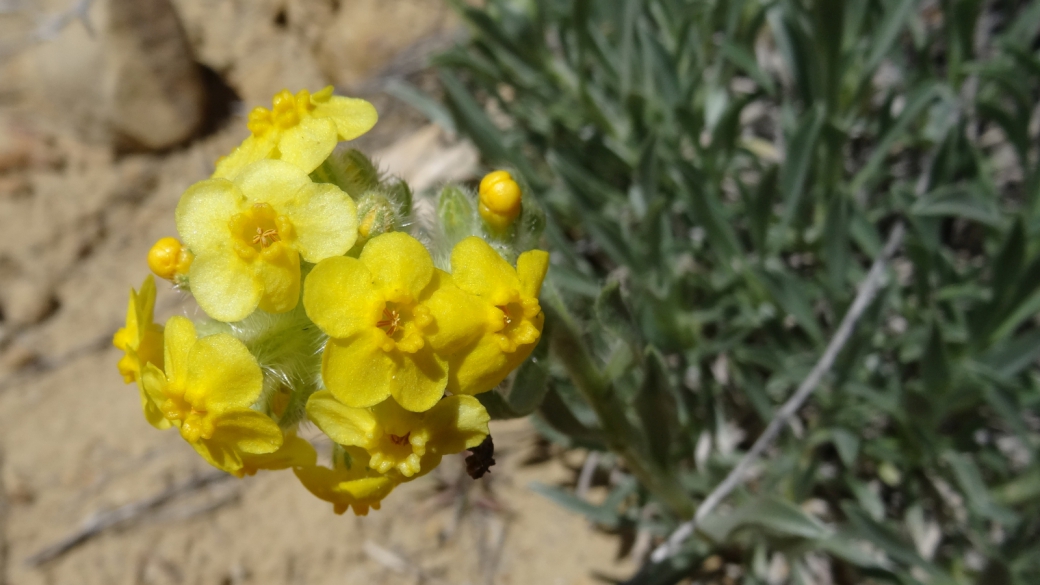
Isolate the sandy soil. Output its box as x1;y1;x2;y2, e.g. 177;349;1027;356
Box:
0;1;633;583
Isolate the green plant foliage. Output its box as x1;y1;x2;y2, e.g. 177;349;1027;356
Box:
419;0;1040;582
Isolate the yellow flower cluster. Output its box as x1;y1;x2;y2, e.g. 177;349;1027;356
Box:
116;87;549;515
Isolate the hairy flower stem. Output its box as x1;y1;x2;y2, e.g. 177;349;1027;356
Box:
198;305;325;428
545;291;694;518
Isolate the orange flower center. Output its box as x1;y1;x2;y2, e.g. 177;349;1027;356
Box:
492;299;541;353
376;307;402;337
230;203;292;258
498;302;523;331
253;227;279;247
374;301;431;354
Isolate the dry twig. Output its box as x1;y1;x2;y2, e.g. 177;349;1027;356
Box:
362;540;452;585
1;446;9;585
646;221;906;565
25;469;231;566
576;451;601;500
33;0;95;41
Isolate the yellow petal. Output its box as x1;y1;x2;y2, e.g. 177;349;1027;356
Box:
134;275;158;332
360;232;434;302
212;134;277;180
175;178;243;255
162;316;197;384
283;182;357;263
116;351;138;384
293;465;397;516
306;390;380;448
322;330;395;408
137;325;165;375
447;335;506;396
208;408;283;455
424;395;490;454
370;397;423;432
304;256;381;339
184;333;264;411
238;434;317;477
188;250;263;322
446;315;543;397
114;293;138;350
500;319;543;377
191;437;245;474
421;270;486;354
255;242;301;314
389;343;447;413
139;392;171;429
450;237;520;303
312;94;378;141
278;116;338;174
233;159;313;211
517;249;550;299
141;362;169;406
139;362;172;430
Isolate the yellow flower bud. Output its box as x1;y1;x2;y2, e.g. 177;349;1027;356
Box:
478;170;522;232
147;237;193;282
355;193;396;243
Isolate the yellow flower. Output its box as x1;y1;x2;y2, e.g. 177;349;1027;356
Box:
307;391;489;478
147;237;194;283
213;87;377;180
140;316;283;474
447;237;550;395
176;159;358;322
236;434;317;478
478;170;522;232
294;446;398;516
303;232;484;412
113;276;169;429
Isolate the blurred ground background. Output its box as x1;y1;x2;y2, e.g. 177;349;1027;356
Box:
0;1;632;583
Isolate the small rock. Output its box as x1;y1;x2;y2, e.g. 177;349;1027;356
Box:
0;278;58;327
0;343;39;374
106;0;207;150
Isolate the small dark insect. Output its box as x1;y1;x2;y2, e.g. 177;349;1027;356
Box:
465;435;495;479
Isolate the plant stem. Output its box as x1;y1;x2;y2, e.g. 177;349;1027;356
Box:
545;291;695;518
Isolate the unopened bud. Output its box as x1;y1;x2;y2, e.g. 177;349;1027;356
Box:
356;193;396;243
381;178;413;218
310;149;382;198
339;149;381;196
437;185;476;244
515;198;547;251
147;237;193;283
478;170;522;232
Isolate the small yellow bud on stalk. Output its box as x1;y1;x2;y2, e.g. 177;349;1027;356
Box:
478;170;522;232
147;237;194;283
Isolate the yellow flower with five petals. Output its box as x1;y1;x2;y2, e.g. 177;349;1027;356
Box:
307;391;489;478
303;232;484;412
447;237;549;395
176;159;358;322
294;446;398;516
113;275;169;429
213;87;377;180
141;316;283;474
